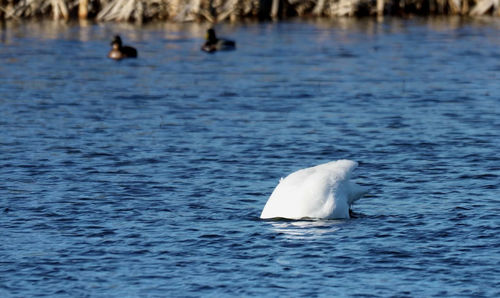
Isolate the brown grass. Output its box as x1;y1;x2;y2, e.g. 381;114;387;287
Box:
1;0;500;22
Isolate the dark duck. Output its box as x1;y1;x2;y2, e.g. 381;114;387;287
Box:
201;28;236;53
108;35;138;60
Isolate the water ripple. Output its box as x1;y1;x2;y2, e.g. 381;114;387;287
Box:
1;19;499;298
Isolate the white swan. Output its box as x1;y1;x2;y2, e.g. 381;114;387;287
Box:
260;160;368;220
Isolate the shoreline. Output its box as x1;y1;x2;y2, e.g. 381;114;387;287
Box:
1;0;500;23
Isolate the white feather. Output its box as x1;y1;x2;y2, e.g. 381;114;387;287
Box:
260;160;368;220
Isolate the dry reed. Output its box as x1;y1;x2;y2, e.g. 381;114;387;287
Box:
1;0;500;22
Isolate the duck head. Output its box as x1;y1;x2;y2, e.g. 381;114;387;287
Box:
111;35;122;50
206;28;217;44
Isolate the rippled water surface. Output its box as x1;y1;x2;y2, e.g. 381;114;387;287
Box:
1;18;499;297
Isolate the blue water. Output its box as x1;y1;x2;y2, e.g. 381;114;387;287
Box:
1;18;499;297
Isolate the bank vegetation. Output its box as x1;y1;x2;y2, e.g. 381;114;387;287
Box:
1;0;500;23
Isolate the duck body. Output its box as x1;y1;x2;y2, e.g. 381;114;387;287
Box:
108;35;137;60
201;28;236;53
260;160;368;220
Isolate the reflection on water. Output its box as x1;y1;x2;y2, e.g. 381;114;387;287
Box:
269;220;344;240
1;17;500;45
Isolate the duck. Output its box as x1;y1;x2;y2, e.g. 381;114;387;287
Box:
201;28;236;53
260;160;369;220
108;35;138;60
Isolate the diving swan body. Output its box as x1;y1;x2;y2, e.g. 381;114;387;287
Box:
260;160;368;220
